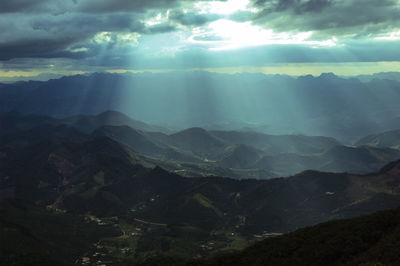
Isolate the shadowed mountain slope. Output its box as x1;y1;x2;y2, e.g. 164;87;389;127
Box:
2;125;400;232
2;125;400;264
356;129;400;149
91;124;400;177
2;113;400;179
193;207;400;266
0;110;170;136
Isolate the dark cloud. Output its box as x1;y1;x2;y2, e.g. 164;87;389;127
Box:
275;0;298;12
74;0;228;14
296;0;332;13
253;0;332;13
0;0;188;14
0;6;173;60
169;10;221;26
0;0;230;61
76;0;182;13
251;0;400;37
0;38;88;60
0;0;48;13
30;13;145;35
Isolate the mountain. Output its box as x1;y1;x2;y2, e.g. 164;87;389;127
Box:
254;145;400;176
90;124;400;177
356;72;400;82
93;125;166;157
320;145;400;173
0;110;171;136
93;125;201;163
0;113;58;136
2;113;399;179
356;129;400;149
101;125;340;159
254;153;321;176
61;110;171;134
219;144;264;169
168;128;226;158
210;130;340;155
2;72;400;141
195;207;400;266
2;125;400;230
2;124;400;264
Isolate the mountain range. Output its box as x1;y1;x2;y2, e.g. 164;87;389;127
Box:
2;111;400;179
1;118;400;264
2;71;400;141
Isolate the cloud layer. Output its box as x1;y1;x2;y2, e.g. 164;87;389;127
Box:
0;0;400;73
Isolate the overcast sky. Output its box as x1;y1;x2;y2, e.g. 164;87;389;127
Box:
1;0;400;79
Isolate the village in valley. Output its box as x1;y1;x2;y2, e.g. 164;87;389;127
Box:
74;205;283;265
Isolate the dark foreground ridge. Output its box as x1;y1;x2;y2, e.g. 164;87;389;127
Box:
155;207;400;266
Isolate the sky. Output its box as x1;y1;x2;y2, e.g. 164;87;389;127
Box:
1;0;400;79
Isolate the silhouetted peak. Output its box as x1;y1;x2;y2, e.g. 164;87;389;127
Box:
151;165;169;175
172;127;225;147
96;110;131;119
318;72;337;79
297;74;314;81
178;127;209;135
379;160;400;174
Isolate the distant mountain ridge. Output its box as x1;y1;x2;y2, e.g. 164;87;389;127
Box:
2;71;400;141
355;72;400;82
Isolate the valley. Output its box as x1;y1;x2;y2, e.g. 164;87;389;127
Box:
1;113;400;264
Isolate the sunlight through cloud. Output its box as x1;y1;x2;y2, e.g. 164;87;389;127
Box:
189;19;338;50
92;32;141;47
374;30;400;41
145;11;170;26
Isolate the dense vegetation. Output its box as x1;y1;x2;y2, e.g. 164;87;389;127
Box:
195;207;400;266
1;117;400;264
